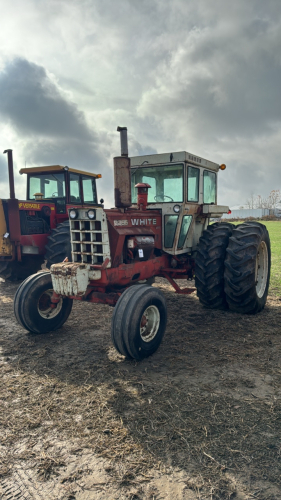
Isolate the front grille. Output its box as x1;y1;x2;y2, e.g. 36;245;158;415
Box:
70;209;111;267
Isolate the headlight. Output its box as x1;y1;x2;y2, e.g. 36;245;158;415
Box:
173;204;181;213
87;209;96;220
69;208;79;219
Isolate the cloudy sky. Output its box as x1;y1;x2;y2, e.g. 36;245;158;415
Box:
0;0;280;208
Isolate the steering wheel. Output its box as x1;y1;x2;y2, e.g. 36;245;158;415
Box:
154;195;174;202
52;192;58;197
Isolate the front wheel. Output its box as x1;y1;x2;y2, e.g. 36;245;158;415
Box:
14;271;73;333
224;222;271;314
111;284;167;360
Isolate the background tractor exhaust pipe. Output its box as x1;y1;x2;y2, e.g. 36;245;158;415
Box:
3;148;21;259
3;149;16;199
113;127;131;208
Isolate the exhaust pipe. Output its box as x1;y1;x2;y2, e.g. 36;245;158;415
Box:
117;126;128;157
3;149;16;199
3;149;21;256
114;127;131;208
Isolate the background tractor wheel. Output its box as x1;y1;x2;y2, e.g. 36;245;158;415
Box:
14;271;73;334
0;256;45;282
45;220;72;268
195;222;234;309
224;222;271;314
111;284;167;360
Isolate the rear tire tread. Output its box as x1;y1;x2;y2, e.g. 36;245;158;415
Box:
195;222;234;309
224;222;271;314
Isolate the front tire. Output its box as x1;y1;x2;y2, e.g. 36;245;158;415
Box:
224;222;271;313
14;271;73;333
195;222;234;309
111;285;167;360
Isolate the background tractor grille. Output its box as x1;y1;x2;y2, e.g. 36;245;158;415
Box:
70;210;111;266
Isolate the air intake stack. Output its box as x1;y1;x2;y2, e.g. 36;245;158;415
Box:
113;127;131;208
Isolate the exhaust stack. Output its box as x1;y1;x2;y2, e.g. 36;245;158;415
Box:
3;149;21;256
4;149;16;199
114;127;131;208
117;126;128;157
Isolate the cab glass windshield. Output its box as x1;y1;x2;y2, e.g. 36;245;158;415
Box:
131;164;183;203
29;173;66;199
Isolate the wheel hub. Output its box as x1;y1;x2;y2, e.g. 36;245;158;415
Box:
255;241;268;298
38;289;63;319
140;305;160;342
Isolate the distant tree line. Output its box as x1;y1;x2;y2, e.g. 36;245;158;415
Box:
240;190;281;210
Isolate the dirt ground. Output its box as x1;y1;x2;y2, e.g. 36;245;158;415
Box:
0;277;281;500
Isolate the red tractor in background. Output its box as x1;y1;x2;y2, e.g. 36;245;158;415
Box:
14;127;271;360
0;149;101;280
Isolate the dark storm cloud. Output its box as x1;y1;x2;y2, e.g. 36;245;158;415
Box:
0;58;94;140
0;57;115;202
135;1;281;143
24;137;106;175
1;0;280;207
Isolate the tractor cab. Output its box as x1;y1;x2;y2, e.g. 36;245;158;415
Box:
130;152;228;255
0;151;102;281
20;165;100;215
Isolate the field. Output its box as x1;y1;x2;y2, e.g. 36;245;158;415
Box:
0;222;281;500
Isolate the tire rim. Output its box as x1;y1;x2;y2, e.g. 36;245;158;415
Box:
37;289;63;319
140;305;160;342
255;241;268;298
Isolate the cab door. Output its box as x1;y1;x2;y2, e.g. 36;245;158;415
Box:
163;165;200;254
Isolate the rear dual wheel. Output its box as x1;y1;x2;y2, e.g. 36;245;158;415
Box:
195;221;270;314
224;222;270;313
111;284;167;360
195;222;234;309
14;271;72;334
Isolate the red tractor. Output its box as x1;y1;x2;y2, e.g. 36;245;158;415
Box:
0;149;101;280
14;127;271;360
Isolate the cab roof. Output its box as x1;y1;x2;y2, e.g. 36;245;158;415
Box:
130;151;220;172
19;165;101;178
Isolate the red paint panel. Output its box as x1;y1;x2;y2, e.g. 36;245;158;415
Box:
89;255;169;289
20;234;49;254
105;208;162;267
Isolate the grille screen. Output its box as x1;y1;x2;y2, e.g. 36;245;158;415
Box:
70;217;111;266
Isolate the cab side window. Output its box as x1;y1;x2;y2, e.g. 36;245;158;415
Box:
188;167;200;202
203;171;216;204
70;173;81;203
82;176;97;204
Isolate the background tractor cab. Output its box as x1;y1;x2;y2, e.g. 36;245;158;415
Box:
130;152;228;255
22;165;100;215
0;150;101;280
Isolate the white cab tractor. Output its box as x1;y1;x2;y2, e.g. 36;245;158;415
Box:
14;128;271;360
